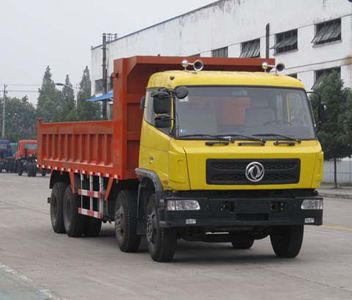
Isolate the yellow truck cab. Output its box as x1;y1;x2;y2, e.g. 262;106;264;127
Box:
136;59;324;261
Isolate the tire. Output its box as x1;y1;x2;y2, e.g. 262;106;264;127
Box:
63;185;85;237
32;164;37;177
17;162;23;176
231;237;255;249
114;190;141;252
146;193;177;262
27;164;32;177
50;182;67;233
270;225;304;258
84;217;102;237
41;170;47;177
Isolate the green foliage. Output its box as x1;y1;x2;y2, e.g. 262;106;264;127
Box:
313;71;352;160
76;66;101;121
56;75;77;121
0;96;36;141
36;66;62;122
341;88;352;144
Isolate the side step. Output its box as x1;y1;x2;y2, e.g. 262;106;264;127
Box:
77;174;105;220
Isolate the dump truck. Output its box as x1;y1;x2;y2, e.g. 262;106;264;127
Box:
16;140;46;177
38;56;325;262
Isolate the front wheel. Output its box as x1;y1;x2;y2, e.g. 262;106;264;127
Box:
270;225;304;258
17;162;23;176
146;194;177;262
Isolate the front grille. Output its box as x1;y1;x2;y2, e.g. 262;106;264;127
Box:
206;159;300;185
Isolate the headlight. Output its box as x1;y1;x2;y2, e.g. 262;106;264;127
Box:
301;199;323;210
167;200;200;211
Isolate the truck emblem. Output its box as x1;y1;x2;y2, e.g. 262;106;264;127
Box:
245;162;265;183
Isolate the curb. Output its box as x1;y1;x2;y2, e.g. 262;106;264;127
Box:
319;192;352;200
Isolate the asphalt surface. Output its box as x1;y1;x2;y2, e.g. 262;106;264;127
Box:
1;173;352;300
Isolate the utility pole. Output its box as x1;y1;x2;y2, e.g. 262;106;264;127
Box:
265;23;270;58
102;33;107;119
2;84;7;138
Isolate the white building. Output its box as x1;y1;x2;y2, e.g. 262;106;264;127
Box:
91;0;352;94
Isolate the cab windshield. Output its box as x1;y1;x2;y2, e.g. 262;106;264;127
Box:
175;86;315;140
25;144;37;150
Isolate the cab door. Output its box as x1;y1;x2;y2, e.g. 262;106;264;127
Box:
139;89;172;186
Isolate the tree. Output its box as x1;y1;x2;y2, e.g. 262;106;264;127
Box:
312;71;352;188
0;96;36;141
36;66;62;122
76;66;101;121
56;75;76;121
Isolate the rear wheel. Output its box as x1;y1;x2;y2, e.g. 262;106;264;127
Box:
84;217;102;237
114;190;141;252
270;225;304;258
63;185;85;237
50;182;67;233
146;194;177;262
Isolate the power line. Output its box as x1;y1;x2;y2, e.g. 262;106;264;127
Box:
6;90;38;93
6;84;41;87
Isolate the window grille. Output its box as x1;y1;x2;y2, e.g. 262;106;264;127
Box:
240;39;260;58
212;47;228;58
271;29;298;54
312;67;341;90
312;19;341;45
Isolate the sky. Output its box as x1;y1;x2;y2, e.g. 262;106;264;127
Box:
0;0;217;104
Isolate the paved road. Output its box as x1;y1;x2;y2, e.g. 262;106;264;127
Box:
1;173;352;300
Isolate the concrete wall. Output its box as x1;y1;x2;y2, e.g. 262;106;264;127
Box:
323;160;352;185
91;0;352;94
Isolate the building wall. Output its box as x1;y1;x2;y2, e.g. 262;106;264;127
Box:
91;0;352;93
323;159;352;185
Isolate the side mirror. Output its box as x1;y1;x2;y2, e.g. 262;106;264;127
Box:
152;90;171;114
155;114;171;128
318;103;328;123
307;91;327;123
174;86;188;99
140;96;145;110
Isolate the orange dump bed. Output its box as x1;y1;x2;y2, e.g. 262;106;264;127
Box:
37;56;274;180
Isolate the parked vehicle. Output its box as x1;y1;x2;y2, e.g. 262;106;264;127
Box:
0;139;12;172
16;140;46;177
3;142;18;173
38;56;325;262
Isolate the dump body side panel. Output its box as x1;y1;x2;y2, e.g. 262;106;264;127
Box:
37;121;115;176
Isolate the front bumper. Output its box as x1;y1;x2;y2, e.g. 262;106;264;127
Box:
159;195;323;228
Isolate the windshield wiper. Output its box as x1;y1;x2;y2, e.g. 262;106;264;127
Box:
178;134;233;142
253;133;301;145
216;133;265;144
178;133;266;145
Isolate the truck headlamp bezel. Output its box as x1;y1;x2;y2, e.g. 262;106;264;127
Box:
301;199;323;210
166;200;201;211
